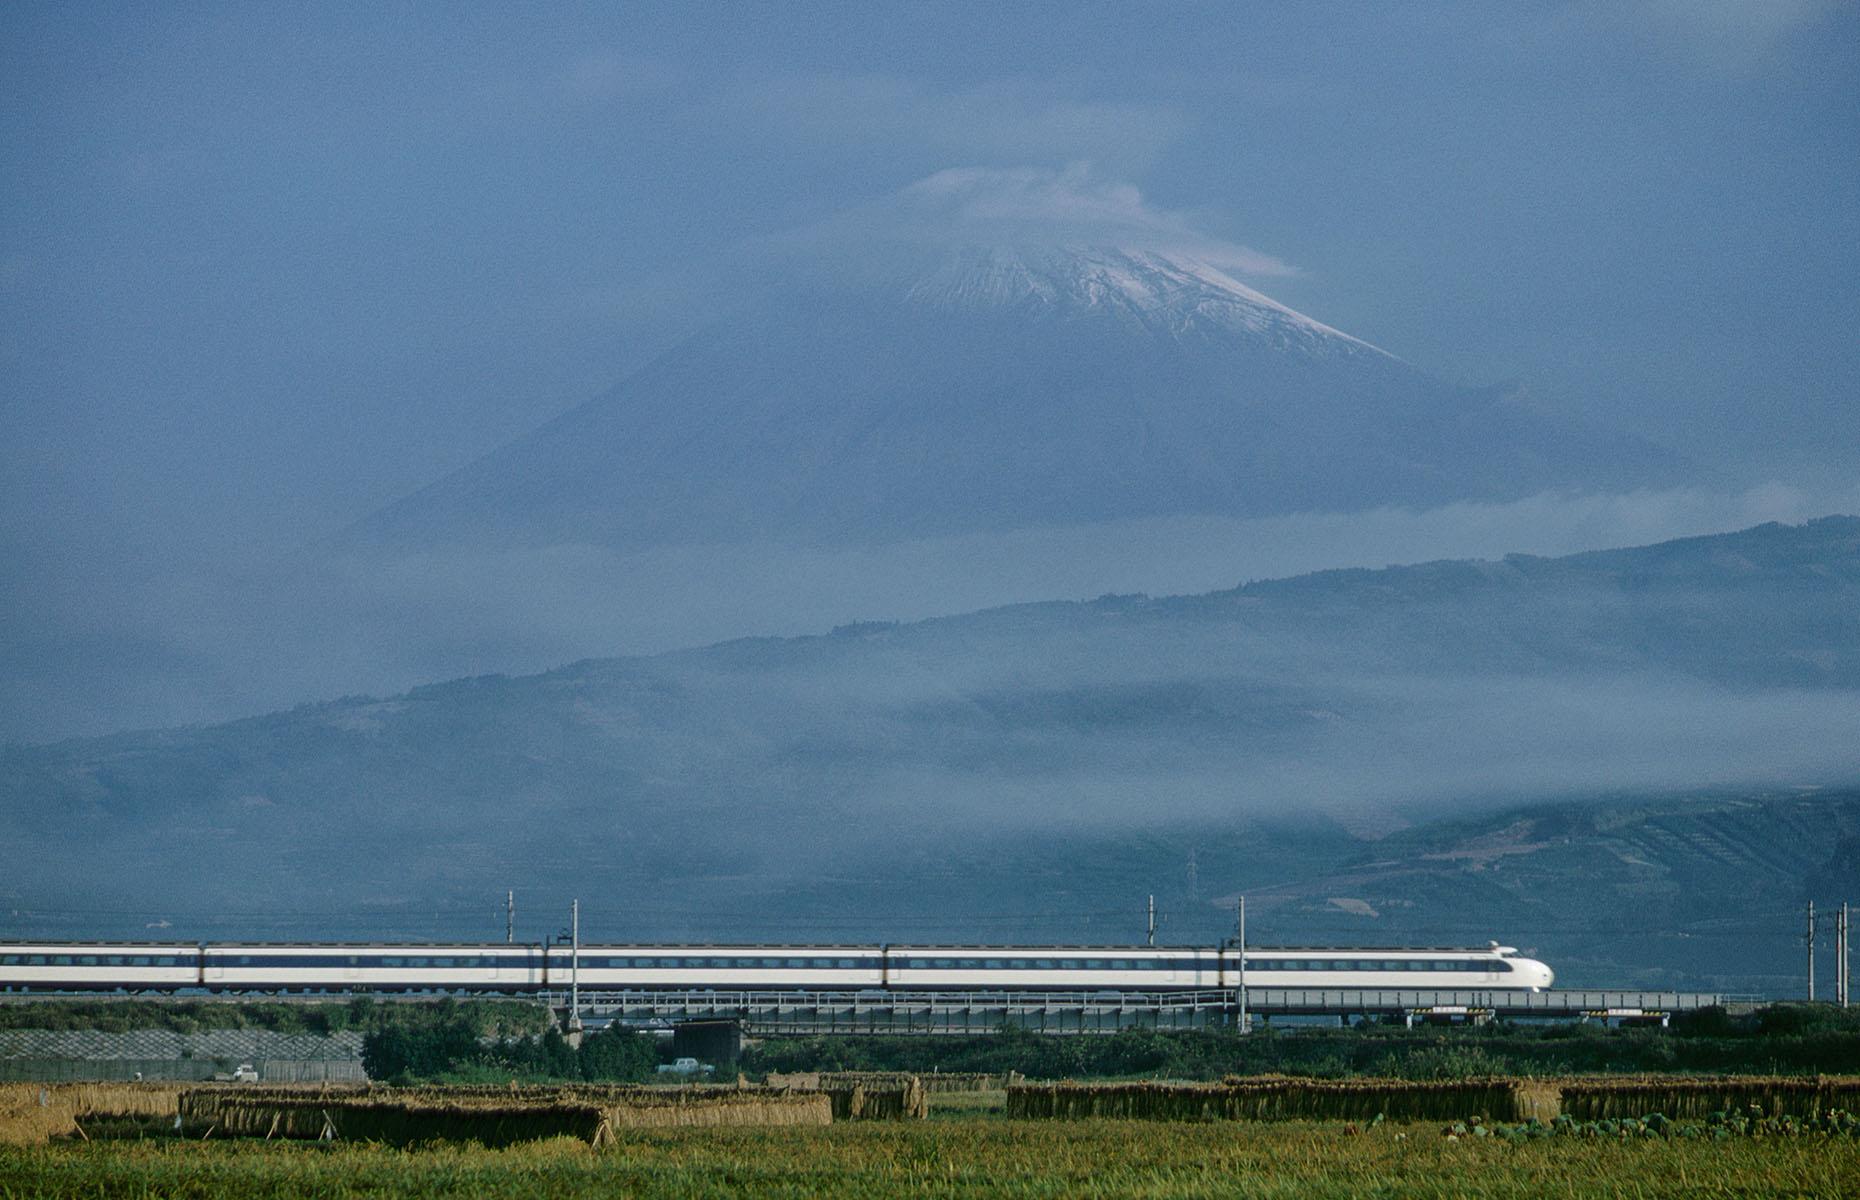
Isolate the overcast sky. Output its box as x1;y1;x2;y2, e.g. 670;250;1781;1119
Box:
3;1;1857;741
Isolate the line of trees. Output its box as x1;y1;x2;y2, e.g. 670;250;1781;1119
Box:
361;1019;659;1084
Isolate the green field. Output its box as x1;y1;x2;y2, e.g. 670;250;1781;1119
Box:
4;1120;1857;1199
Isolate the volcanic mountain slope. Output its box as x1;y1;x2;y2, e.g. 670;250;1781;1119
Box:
356;244;1686;550
5;518;1855;983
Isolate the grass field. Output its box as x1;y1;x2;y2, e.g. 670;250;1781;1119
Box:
3;1119;1857;1198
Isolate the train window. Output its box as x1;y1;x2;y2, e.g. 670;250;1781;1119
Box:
0;955;15;965
788;959;807;969
1035;959;1056;969
30;956;47;965
837;959;856;970
1491;959;1512;972
984;960;1005;970
382;957;403;967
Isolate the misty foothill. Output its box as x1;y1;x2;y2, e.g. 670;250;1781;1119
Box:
3;4;1859;1002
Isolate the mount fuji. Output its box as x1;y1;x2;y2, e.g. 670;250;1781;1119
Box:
355;242;1684;551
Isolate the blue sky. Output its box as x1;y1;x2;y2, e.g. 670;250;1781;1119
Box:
2;1;1857;739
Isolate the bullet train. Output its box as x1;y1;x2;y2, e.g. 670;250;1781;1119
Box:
0;941;1554;993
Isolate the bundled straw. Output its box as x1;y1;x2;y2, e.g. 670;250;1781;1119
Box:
1559;1076;1860;1121
179;1083;832;1144
1;1082;189;1145
1007;1078;1540;1123
767;1072;929;1119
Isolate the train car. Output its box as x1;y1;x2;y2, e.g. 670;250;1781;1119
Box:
1214;945;1554;991
200;943;541;992
887;945;1187;990
0;942;199;991
557;945;884;991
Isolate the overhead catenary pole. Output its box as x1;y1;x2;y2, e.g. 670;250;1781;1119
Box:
569;899;582;1033
1237;895;1250;1035
1808;900;1817;1003
1147;895;1156;947
506;890;514;945
1830;904;1845;1004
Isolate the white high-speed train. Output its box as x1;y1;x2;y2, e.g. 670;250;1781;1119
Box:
0;942;1553;993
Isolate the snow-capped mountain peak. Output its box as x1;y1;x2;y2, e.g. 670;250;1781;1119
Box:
901;244;1393;359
